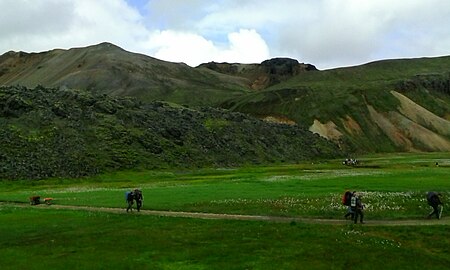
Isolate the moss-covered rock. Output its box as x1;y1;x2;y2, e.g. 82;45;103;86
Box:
0;85;343;180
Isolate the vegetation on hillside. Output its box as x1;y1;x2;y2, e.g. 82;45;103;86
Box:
0;85;342;180
0;43;250;106
1;43;449;153
221;57;450;152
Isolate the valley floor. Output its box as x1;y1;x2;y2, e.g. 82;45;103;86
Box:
4;202;448;226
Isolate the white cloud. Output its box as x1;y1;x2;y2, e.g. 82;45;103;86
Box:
0;0;449;69
0;0;147;52
145;0;450;68
145;28;270;66
217;29;270;64
145;30;217;65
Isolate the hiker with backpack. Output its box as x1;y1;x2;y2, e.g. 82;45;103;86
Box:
126;191;134;212
343;191;355;219
134;189;143;212
351;193;365;224
427;191;443;219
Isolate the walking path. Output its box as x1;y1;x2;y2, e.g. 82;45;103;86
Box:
2;202;449;226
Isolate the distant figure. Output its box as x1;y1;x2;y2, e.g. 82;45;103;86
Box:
126;191;134;212
435;162;439;167
343;158;358;166
29;196;41;205
343;191;355;220
427;192;443;219
134;189;143;212
352;193;364;224
44;198;53;205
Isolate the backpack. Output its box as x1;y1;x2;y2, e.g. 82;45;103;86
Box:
342;191;352;206
125;191;133;202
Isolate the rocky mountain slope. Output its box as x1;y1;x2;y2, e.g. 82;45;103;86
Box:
222;57;450;153
0;43;317;101
198;58;317;90
0;85;341;180
1;43;449;153
0;43;252;106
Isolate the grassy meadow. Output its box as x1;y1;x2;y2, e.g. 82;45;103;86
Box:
1;152;449;269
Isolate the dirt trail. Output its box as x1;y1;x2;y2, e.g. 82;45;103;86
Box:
3;202;449;226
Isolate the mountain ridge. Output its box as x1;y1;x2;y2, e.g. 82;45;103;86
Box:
0;42;253;105
1;42;449;153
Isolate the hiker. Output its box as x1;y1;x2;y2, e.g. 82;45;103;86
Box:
352;193;364;224
126;191;134;212
134;189;143;212
343;191;355;219
427;192;443;219
29;196;41;205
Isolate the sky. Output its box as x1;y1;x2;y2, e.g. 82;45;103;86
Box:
1;0;450;70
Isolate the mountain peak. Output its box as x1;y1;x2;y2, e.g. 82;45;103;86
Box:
82;42;125;52
261;57;317;72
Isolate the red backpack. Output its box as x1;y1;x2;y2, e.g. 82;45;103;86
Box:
342;191;352;206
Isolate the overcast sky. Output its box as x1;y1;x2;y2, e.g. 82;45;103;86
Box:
1;0;449;70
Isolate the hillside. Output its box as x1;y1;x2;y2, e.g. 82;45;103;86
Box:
1;43;449;153
0;85;341;180
0;42;251;106
198;58;317;90
221;57;450;153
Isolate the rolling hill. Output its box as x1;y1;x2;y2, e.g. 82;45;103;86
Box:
0;85;341;180
221;56;450;153
0;42;252;106
1;43;449;153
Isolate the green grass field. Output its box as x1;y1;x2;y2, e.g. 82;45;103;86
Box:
1;153;449;269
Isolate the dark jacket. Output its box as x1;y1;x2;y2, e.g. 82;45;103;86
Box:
135;191;143;202
427;192;442;206
355;197;364;210
127;192;134;202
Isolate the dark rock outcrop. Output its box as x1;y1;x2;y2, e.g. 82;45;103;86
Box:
0;85;342;180
261;58;317;75
199;58;317;90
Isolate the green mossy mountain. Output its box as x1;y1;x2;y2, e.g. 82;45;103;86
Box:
221;57;450;153
0;85;341;180
1;43;449;154
0;43;252;106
